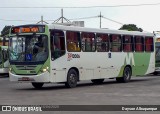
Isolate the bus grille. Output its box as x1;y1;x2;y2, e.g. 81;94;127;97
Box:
15;65;37;70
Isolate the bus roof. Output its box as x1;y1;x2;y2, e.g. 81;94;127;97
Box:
48;24;154;37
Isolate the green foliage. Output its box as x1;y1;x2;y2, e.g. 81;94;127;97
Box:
119;24;143;32
1;26;12;37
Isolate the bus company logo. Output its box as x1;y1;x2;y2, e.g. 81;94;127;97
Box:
67;53;80;61
2;106;11;111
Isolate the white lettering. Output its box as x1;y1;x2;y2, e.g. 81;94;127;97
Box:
122;107;135;111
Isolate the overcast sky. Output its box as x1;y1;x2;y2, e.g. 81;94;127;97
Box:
1;0;160;33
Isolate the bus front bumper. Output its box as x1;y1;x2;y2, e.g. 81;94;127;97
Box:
9;71;50;83
0;68;9;74
155;67;160;72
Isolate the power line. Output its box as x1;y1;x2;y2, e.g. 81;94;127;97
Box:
102;16;123;25
69;15;124;25
69;16;98;20
0;19;37;22
0;2;160;9
0;15;124;26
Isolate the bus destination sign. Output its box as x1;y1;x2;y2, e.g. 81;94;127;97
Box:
11;25;45;34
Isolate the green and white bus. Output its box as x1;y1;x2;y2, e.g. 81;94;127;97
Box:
0;36;9;74
0;46;9;74
9;24;155;88
155;35;160;75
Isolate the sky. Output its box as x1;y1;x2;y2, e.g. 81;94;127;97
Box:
1;0;160;33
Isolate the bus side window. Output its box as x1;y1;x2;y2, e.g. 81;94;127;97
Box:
135;36;144;52
50;30;65;60
110;35;122;52
66;31;81;52
81;32;95;52
96;33;109;52
123;35;133;52
145;37;154;52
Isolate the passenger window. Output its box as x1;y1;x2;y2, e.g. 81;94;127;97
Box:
123;35;133;52
50;30;65;60
66;31;81;52
145;37;154;52
81;32;95;52
110;35;122;52
135;36;144;52
96;33;109;52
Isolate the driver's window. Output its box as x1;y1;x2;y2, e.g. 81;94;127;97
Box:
50;30;65;60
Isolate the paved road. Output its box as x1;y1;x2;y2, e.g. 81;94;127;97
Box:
0;75;160;114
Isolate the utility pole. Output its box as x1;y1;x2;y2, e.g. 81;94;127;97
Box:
41;16;43;24
61;9;64;23
98;12;103;28
53;9;71;24
37;15;48;24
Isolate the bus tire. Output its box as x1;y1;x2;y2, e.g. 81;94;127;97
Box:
32;83;44;89
116;66;131;83
91;79;104;84
65;69;78;88
153;71;158;75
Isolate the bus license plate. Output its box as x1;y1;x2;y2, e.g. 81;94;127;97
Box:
18;77;34;81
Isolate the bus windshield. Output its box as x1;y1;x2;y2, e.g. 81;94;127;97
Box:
9;34;48;64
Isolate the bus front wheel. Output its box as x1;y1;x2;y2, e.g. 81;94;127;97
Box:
116;66;131;83
65;69;78;88
32;83;44;89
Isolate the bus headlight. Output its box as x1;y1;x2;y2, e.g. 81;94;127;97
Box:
42;67;49;72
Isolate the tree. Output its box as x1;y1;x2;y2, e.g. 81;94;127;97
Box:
119;24;143;32
1;26;12;37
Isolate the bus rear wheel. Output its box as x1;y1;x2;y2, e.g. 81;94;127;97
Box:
116;66;131;83
65;69;78;88
91;79;104;84
32;83;44;89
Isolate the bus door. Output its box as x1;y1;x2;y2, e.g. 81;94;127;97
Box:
2;48;9;68
50;30;66;82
